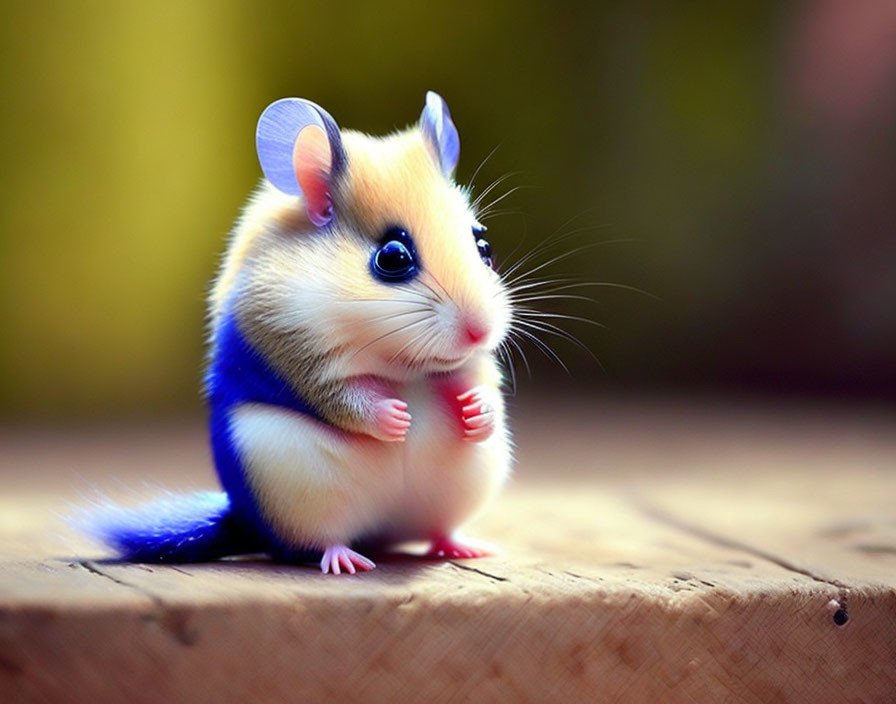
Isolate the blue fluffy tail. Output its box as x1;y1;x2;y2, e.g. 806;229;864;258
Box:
79;491;257;563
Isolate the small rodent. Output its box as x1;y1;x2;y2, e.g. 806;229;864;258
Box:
84;92;513;574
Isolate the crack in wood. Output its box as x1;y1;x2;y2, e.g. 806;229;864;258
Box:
851;543;896;555
78;561;198;646
634;501;852;600
670;571;716;589
562;570;604;584
79;560;153;595
447;561;508;582
533;566;604;586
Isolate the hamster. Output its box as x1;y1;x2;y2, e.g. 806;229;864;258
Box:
83;91;514;575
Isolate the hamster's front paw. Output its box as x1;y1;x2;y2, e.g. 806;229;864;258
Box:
370;398;411;442
457;387;496;442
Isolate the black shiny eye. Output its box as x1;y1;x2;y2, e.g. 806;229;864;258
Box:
371;227;419;283
473;224;494;268
476;238;493;267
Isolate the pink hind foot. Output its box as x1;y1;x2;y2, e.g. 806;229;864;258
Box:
426;536;492;559
320;545;376;575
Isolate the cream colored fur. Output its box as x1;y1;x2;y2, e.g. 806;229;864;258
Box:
212;124;513;551
230;355;510;548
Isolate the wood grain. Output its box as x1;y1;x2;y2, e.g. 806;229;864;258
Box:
1;399;895;703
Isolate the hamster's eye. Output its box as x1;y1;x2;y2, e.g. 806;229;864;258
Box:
472;224;493;269
371;228;419;283
476;238;494;268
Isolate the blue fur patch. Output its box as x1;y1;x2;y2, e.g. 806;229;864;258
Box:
205;311;319;416
205;309;320;555
75;308;323;564
79;491;255;563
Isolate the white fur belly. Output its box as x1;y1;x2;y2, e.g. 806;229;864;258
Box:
380;381;511;542
230;403;405;547
229;385;511;548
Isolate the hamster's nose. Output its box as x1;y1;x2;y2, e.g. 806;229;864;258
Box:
462;318;489;346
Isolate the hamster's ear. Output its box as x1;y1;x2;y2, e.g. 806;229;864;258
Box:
419;90;460;177
256;98;346;227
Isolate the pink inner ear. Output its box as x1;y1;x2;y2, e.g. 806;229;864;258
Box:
293;125;333;226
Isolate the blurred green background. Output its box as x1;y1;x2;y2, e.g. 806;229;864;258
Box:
2;0;895;420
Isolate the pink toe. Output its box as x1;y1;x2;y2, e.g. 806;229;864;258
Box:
321;546;376;575
427;537;491;560
357;556;376;571
464;413;493;429
339;554;356;575
464;425;495;441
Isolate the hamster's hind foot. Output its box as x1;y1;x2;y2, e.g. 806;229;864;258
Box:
319;544;376;575
426;535;492;560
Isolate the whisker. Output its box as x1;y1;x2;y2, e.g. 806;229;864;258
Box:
339;297;434;306
497;340;518;395
478;185;534;219
467;143;503;190
513;327;570;375
500;234;578;282
541;205;612;243
513;318;605;371
492;214;530;273
387;321;439;366
507;276;581;296
511;293;599;305
422;271;454;304
498;225;617;281
515;309;607;329
506;334;532;379
348;316;431;362
479;208;523;221
403;325;439;368
522;281;661;300
504;240;642;288
472;172;524;211
503;233;634;282
412;327;445;368
363;308;436;324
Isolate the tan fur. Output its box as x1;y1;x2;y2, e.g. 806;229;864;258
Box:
212;120;514;553
209;186;311;325
231;352;511;549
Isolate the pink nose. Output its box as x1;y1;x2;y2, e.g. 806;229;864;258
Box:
463;320;489;345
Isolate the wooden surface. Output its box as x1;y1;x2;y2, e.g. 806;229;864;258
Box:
1;398;895;703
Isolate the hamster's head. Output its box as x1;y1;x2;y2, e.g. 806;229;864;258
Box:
243;92;512;380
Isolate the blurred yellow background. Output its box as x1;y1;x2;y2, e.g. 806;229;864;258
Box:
2;1;895;419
